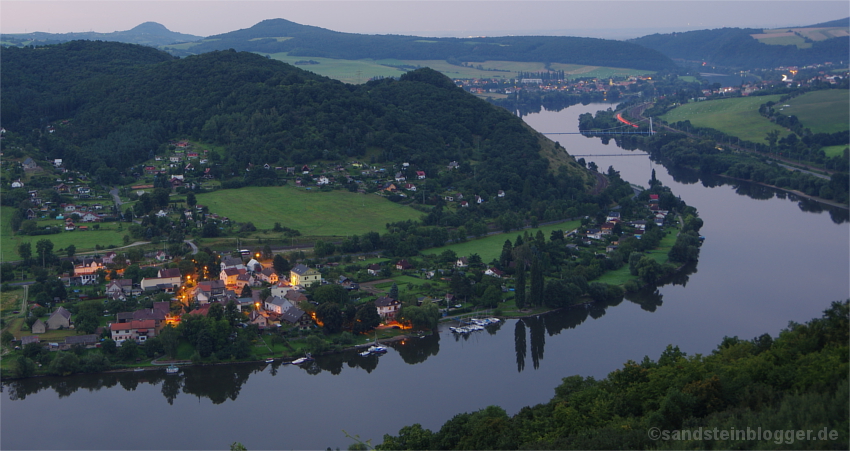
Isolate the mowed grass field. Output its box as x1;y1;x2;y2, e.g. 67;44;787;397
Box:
263;53;652;83
195;186;423;236
661;95;786;143
0;206;129;261
780;90;850;134
266;53;407;83
822;145;849;158
423;220;581;263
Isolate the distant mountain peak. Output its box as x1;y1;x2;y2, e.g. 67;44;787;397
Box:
130;22;171;33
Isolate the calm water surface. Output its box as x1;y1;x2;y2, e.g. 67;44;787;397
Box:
2;104;848;450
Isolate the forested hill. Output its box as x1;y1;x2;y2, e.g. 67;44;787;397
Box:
629;26;849;69
1;41;595;211
1;22;202;47
183;18;676;71
377;301;850;449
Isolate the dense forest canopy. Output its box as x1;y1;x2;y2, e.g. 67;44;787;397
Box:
1;41;596;223
181;19;677;71
377;300;849;450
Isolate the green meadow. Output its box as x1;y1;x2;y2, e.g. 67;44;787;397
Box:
0;206;129;261
194;186;424;236
755;35;811;48
594;227;677;285
780;90;850;134
265;53;406;83
822;145;849;158
423;220;581;263
261;54;651;83
661;95;786;143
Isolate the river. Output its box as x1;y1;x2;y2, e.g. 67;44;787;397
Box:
2;103;848;450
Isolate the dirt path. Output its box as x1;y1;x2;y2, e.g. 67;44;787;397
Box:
589;171;609;195
358;279;394;296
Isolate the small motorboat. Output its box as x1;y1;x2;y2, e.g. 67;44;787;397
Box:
166;365;179;374
359;350;372;357
367;345;387;354
265;358;274;363
291;355;314;365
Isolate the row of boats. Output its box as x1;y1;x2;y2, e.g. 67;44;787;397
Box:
264;354;315;365
449;317;500;334
164;354;315;373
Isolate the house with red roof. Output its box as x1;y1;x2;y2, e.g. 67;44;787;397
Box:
485;267;506;278
110;319;157;345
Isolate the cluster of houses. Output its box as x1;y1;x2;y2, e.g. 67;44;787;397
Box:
6;158;122;225
58;201;111;229
581;195;670;254
454;74;656;96
22;250;518;350
442;190;505;208
28;306;72;335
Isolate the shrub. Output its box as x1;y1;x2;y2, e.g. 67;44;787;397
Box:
624;279;642;293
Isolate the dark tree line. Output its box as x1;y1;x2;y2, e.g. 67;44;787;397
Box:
378;301;849;450
3;42;603;225
581;108;849;205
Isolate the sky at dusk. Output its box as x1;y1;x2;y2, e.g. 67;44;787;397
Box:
2;1;848;40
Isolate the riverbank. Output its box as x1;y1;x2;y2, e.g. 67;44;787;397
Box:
618;103;849;210
718;174;849;210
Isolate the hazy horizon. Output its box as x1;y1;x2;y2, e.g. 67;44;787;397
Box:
2;1;848;41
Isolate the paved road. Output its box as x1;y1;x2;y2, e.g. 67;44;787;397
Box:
776;163;831;180
184;240;199;255
109;186;123;207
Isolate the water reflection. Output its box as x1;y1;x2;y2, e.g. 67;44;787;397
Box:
509;262;700;372
626;287;664;312
610;136;848;224
526;315;545;370
181;364;255;404
645;153;848;224
5;370;183;402
514;321;526;373
395;333;440;365
4;265;705;400
2;337;451;404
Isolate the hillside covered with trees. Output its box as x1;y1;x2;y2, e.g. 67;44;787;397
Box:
377;300;849;449
1;41;602;244
177;19;676;71
629;26;849;70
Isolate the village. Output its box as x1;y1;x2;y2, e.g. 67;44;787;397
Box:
8;184;679;367
454;61;848;98
1;83;693;372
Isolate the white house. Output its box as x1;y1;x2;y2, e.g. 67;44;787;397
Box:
375;296;401;321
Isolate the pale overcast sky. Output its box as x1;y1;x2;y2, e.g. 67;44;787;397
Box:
2;1;848;40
